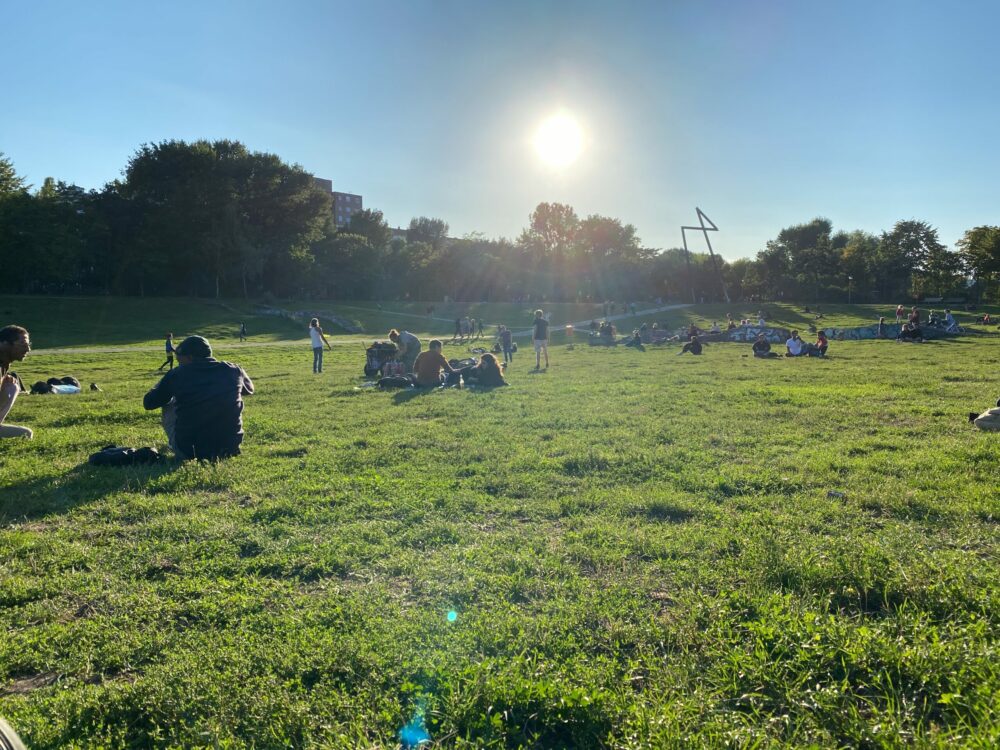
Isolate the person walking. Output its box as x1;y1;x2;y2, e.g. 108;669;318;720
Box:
238;321;247;342
309;318;332;373
158;333;175;371
532;309;549;370
499;324;514;365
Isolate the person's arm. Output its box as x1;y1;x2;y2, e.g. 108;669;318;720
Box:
240;369;255;396
143;373;174;410
0;375;17;424
320;327;332;350
439;352;458;373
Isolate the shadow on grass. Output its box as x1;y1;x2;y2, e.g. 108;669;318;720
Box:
392;387;443;404
0;460;183;522
926;337;975;345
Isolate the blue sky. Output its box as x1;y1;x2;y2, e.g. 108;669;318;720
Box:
2;0;998;259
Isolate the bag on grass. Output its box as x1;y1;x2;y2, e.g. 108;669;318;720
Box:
377;375;413;390
973;408;1000;432
89;445;163;466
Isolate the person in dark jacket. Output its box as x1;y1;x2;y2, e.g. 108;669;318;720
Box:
451;352;507;386
143;335;254;460
752;332;779;358
678;335;703;355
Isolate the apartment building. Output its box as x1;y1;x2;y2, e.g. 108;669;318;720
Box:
314;177;363;228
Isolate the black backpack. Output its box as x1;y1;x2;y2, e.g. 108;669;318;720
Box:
89;445;162;467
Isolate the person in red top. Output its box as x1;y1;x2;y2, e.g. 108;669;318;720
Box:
411;339;458;387
814;330;829;356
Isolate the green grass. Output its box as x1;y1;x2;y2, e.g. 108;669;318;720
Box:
7;295;999;349
0;296;305;349
2;305;1000;747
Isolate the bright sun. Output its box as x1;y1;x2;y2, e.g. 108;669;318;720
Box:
533;113;584;168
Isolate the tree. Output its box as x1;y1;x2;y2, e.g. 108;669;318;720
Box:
957;226;1000;302
118;139;332;297
406;217;449;250
879;220;951;300
346;209;392;251
0;152;27;196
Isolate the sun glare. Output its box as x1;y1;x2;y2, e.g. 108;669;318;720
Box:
533;113;584;168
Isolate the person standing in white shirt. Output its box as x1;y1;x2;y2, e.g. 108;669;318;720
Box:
309;318;332;373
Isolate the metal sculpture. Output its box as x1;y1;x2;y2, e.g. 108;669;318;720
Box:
681;208;729;303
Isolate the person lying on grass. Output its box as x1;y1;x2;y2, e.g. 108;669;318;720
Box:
143;335;254;460
0;324;32;439
450;352;507;387
411;339;458;387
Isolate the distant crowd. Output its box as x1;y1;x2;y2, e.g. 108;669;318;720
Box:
5;301;1000;459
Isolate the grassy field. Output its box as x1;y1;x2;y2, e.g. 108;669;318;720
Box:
2;303;1000;748
7;294;1000;349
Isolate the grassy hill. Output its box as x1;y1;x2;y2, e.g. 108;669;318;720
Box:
1;323;998;747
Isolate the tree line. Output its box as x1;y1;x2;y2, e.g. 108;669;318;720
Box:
2;142;999;303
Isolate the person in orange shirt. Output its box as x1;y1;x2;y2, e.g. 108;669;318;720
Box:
411;339;458;387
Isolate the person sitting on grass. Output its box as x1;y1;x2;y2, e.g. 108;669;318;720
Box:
143;335;254;461
785;330;808;356
812;330;829;357
411;339;458;387
944;309;959;333
709;321;721;334
752;332;779;358
0;325;33;439
452;352;507;386
678;334;703;355
896;323;924;343
624;329;645;351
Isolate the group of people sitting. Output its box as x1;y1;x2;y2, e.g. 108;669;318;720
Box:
726;312;767;329
588;320;618;340
752;329;829;358
383;339;506;388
